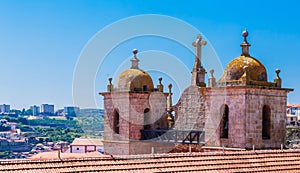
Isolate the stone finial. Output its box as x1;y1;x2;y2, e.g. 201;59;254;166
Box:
157;77;164;92
276;69;281;78
241;66;250;85
208;69;216;87
274;68;282;88
167;83;174;129
240;28;251;57
210;69;215;78
159;77;162;84
167;84;173;110
107;77;113;92
130;49;140;69
133;49;138;55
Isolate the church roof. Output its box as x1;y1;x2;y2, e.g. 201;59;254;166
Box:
218;55;267;83
2;149;300;172
116;49;154;92
217;29;278;88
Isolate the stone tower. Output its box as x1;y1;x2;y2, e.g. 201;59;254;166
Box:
100;30;293;154
100;49;169;155
204;29;293;149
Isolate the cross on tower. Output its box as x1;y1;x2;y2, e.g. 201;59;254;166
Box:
192;34;207;67
191;34;207;87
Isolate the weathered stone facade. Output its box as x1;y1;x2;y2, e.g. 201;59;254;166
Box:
203;87;290;149
173;86;206;131
100;31;293;155
100;50;169;155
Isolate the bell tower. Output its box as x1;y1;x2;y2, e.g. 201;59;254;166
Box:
100;49;169;155
205;29;293;149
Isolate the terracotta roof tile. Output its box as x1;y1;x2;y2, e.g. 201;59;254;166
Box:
1;149;300;172
70;138;103;146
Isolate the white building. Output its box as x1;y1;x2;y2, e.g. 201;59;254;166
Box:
287;103;300;124
69;138;103;153
287;114;298;126
0;104;10;113
40;104;54;115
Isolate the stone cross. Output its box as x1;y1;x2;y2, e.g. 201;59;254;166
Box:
192;34;207;67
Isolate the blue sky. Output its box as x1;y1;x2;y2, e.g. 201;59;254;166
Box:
0;0;299;109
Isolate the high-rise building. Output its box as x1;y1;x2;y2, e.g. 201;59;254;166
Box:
40;104;54;115
64;106;80;117
0;104;10;113
30;105;40;116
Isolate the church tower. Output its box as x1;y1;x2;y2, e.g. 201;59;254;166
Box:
100;49;169;155
205;29;293;149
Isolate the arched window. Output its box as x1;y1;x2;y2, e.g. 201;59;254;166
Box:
144;108;151;130
113;109;119;134
220;104;229;138
262;105;271;139
143;85;148;92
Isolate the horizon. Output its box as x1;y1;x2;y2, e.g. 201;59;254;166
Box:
1;1;300;109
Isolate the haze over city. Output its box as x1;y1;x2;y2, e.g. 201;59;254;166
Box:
0;1;300;109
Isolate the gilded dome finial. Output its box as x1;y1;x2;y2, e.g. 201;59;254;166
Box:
131;49;140;69
240;28;251;57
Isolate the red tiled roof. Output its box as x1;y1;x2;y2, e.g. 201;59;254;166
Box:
1;149;300;172
287;103;300;108
29;151;104;160
70;138;103;146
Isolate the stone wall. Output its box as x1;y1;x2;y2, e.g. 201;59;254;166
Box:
101;91;168;155
205;86;290;149
244;88;289;149
173;86;206;130
205;87;247;148
102;83;290;154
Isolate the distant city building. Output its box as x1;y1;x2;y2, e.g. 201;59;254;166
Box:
64;106;80;117
40;104;54;115
55;109;64;116
0;104;10;113
30;105;40;116
286;114;298;126
287;103;300;122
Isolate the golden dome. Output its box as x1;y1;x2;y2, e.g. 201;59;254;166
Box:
116;49;154;92
117;68;154;92
218;55;267;83
218;29;269;85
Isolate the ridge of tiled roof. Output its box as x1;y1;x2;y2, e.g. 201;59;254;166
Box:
1;149;300;172
70;138;103;146
287;103;300;107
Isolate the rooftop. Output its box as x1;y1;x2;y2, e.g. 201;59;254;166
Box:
2;149;300;172
70;138;103;146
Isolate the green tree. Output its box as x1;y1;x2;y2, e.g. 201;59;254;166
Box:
17;117;28;124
